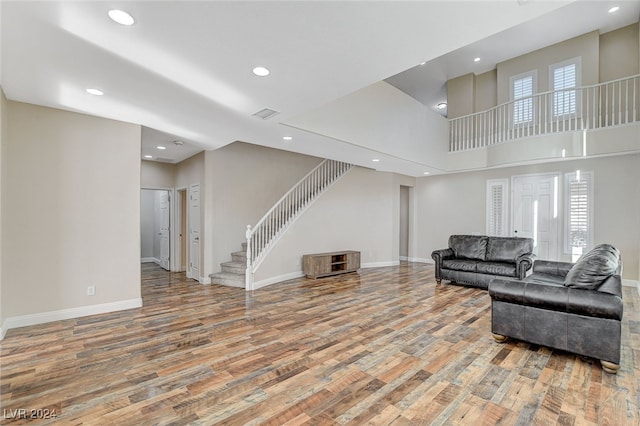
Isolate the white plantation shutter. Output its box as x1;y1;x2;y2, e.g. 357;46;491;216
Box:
564;171;592;255
511;71;536;125
487;179;509;237
551;58;581;118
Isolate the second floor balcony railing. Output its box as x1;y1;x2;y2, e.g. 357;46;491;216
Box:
449;74;640;152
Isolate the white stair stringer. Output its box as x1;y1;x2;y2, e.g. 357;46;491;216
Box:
244;159;353;290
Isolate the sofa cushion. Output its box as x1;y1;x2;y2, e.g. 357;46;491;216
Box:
486;237;534;263
524;273;565;286
564;244;621;290
442;259;477;272
476;262;516;277
448;235;488;261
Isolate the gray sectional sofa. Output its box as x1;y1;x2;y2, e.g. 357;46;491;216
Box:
489;244;623;373
431;235;535;289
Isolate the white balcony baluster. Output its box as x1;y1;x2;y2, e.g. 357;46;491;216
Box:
448;75;640;152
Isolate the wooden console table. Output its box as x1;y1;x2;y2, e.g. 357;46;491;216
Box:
302;250;360;279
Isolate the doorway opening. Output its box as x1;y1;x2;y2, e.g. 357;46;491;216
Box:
399;185;413;262
140;188;171;270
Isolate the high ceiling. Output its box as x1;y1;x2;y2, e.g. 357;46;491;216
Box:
2;1;639;175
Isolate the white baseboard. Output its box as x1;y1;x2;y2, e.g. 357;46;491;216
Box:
362;261;400;268
622;279;640;296
200;276;212;285
253;271;306;290
405;257;433;264
0;298;143;338
0;322;6;340
140;257;158;263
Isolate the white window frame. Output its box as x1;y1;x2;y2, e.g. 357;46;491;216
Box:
486;179;509;237
510;70;537;127
549;57;582;120
563;170;593;260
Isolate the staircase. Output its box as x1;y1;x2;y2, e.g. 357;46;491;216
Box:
209;243;247;287
210;159;353;289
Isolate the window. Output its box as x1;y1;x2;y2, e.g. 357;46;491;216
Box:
564;170;592;261
551;57;581;118
510;71;537;125
486;179;509;237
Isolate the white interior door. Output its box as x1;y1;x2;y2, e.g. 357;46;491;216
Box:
188;184;201;281
177;189;187;272
159;191;170;270
512;174;559;260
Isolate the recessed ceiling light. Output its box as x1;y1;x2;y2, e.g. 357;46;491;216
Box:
423;172;430;175
474;57;481;62
608;6;620;13
86;88;104;96
437;102;447;109
156;146;166;150
372;159;380;163
283;136;293;141
108;9;135;26
419;61;426;66
144;155;153;159
252;66;270;77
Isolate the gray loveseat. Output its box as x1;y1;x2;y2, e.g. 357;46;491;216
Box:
431;235;535;289
489;244;623;373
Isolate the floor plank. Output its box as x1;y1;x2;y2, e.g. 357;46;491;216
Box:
1;262;638;425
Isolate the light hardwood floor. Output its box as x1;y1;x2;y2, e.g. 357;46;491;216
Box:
1;262;639;425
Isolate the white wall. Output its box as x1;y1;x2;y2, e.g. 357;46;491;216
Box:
496;30;600;104
416;153;640;281
206;142;322;276
140;160;175;189
284;81;450;168
3;101;142;321
255;167;401;285
599;23;639;82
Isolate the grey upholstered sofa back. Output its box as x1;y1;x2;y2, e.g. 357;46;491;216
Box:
565;243;622;290
486;237;534;263
448;235;488;260
448;234;533;263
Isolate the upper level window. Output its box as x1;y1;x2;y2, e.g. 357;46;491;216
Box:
510;70;537;125
551;57;581;118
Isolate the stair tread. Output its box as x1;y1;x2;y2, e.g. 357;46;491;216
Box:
210;271;243;278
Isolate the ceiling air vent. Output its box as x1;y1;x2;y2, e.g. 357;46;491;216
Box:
252;108;280;120
154;157;174;163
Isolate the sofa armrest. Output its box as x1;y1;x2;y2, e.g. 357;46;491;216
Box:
515;253;536;279
431;248;454;281
533;260;574;277
431;248;454;263
489;279;623;321
598;274;622;298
